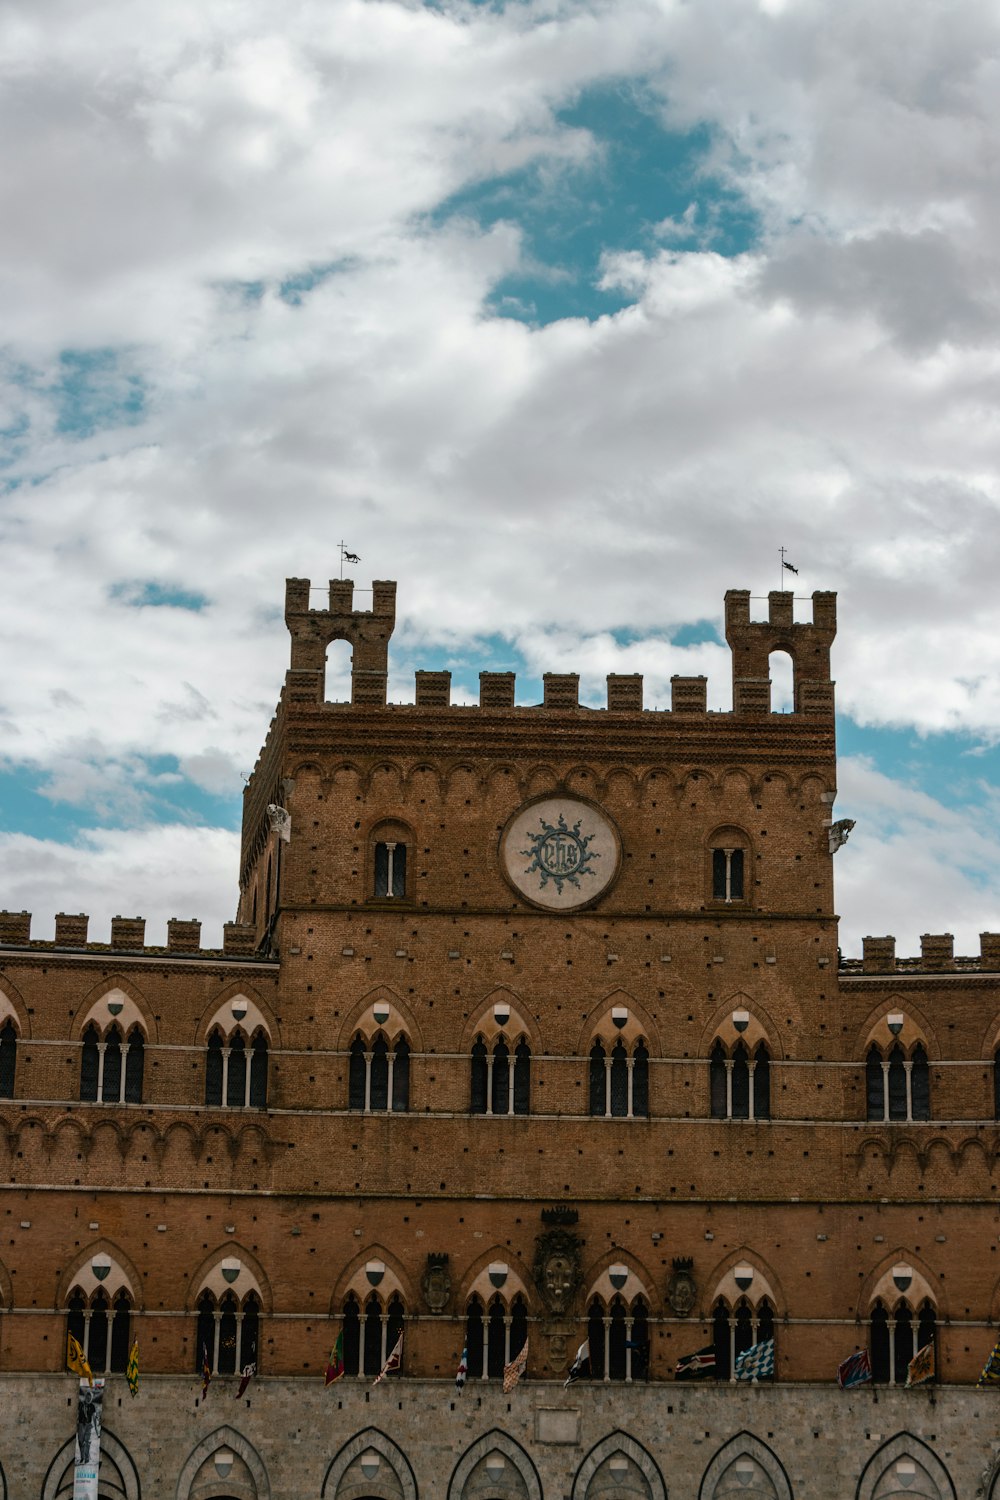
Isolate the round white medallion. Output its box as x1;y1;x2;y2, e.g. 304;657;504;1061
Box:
500;796;621;911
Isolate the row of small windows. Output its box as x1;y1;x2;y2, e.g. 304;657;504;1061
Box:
0;1025;994;1127
60;1278;937;1387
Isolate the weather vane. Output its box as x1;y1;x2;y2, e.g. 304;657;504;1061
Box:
338;540;361;579
779;546;798;588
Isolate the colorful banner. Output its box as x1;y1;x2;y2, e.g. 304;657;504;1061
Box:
73;1377;104;1500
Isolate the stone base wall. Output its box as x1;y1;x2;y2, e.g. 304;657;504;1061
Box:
2;1375;998;1500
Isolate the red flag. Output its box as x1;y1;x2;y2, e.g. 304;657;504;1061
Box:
372;1332;403;1386
236;1362;255;1398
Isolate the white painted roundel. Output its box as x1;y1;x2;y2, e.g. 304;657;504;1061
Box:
500;797;621;911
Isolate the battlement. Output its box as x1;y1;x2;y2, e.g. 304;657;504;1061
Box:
839;933;1000;975
0;912;266;960
280;577;837;719
285;577;396;705
725;590;836;715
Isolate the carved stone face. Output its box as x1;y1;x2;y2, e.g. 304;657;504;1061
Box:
543;1253;574;1313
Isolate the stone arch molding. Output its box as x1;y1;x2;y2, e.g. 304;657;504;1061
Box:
42;1427;138;1500
855;1432;956;1500
447;1428;542;1500
322;1427;417;1500
571;1430;667;1500
698;1432;793;1500
176;1425;270;1500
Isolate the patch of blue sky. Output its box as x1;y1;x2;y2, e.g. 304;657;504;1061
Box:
109;581;210;612
0;760;242;839
430;81;759;325
53;349;146;439
278;259;359;306
837;717;1000;816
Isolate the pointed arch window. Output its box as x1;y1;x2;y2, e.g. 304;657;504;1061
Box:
80;1024;100;1101
250;1033;269;1108
711;1039;770;1120
590;1036;650;1119
67;1285;132;1375
713;1295;774;1382
588;1292;649;1383
206;1027;269;1110
226;1035;247;1108
465;1296;485;1379
206;1031;224;1107
350;1033;410;1113
0;1017;17;1098
349;1290;405;1377
472;1035;529;1117
868;1296;935;1385
342;1294;361;1375
589;1042;606;1114
195;1287;262;1376
866;1040;931;1122
81;1020;145;1104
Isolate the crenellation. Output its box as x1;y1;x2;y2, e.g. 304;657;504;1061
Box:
414;669;451;707
54;912;88;947
982;931;1000;970
167;917;202;952
110;915;145;949
607;672;642;711
0;909;30;944
479;670;515;707
921;932;955;970
670;674;707;713
862;934;896;972
542;672;579;709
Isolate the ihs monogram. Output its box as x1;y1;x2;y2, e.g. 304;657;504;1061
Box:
520;813;600;894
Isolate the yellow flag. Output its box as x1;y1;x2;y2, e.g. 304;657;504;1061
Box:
67;1333;93;1386
126;1339;139;1398
906;1340;935;1388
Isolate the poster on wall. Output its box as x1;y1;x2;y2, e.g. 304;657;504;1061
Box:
73;1377;104;1500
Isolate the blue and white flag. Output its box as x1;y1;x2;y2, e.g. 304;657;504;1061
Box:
735;1338;775;1382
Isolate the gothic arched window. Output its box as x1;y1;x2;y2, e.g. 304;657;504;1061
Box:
589;1042;606;1116
205;1031;224;1107
0;1018;17;1098
80;1024;100;1101
465;1296;485;1379
250;1033;269;1108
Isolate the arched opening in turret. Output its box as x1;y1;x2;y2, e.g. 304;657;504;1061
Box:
768;649;794;713
324;639;354;703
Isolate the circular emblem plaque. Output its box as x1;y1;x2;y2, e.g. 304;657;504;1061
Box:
500;796;621;911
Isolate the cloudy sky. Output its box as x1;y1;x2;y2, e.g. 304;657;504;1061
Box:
2;0;999;955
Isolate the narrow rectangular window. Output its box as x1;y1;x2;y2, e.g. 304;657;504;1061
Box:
712;849;727;900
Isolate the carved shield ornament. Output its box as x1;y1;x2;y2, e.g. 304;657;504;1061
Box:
501;797;621;912
667;1260;697;1317
533;1229;583;1315
421;1255;451;1314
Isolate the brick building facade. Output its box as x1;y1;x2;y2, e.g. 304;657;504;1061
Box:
1;576;999;1499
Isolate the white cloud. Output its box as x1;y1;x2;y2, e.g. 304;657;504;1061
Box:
836;755;1000;956
1;0;999;940
0;826;240;944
